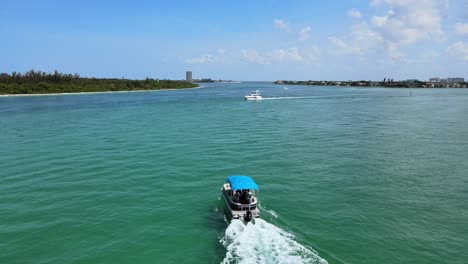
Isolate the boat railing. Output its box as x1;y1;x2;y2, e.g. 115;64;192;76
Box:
231;201;257;211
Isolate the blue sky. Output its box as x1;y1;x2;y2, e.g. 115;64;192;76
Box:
1;0;467;81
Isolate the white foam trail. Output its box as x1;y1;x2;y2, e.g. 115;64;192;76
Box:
220;219;327;264
262;96;312;100
261;94;371;100
258;204;279;219
264;209;279;218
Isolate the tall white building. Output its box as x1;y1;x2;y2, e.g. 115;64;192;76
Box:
186;71;192;82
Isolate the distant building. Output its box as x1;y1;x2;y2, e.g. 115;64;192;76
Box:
430;77;464;83
186;71;192;82
447;77;464;83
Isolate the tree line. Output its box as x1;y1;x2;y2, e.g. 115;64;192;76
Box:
0;70;198;94
0;70;81;83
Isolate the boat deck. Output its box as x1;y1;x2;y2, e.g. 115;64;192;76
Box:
232;208;260;217
231;208;260;217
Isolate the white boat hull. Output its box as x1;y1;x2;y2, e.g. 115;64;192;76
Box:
244;90;263;100
244;96;263;101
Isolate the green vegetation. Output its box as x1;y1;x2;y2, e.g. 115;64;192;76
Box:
0;70;198;95
276;79;468;88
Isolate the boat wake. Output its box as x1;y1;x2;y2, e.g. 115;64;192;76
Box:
261;96;312;100
261;94;369;100
258;204;279;219
220;219;327;264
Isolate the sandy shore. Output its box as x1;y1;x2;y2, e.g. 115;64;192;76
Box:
0;85;204;98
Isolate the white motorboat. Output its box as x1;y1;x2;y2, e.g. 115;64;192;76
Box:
244;90;263;100
221;175;260;223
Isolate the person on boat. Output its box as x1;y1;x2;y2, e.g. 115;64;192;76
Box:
241;191;249;204
248;192;255;203
233;192;240;203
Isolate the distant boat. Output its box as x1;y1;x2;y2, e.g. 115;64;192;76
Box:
284;87;288;90
244;90;263;100
221;175;260;223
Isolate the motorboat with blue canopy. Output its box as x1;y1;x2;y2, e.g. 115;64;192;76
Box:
221;175;260;222
227;176;259;190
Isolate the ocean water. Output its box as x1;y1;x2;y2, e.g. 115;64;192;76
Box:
1;83;467;264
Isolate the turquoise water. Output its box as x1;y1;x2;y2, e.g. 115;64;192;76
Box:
1;83;467;263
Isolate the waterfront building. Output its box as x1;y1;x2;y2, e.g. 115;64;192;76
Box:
429;77;440;82
447;77;464;83
186;71;192;82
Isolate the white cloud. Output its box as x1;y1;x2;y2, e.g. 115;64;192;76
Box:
455;22;468;36
304;45;321;62
370;0;445;46
273;47;305;62
329;21;412;62
287;47;306;61
185;49;226;64
188;47;318;65
348;8;362;19
371;15;388;27
350;23;384;45
328;36;362;55
330;0;447;61
447;41;468;61
386;42;406;61
274;19;291;32
298;26;311;41
241;49;269;64
217;48;226;56
419;50;439;62
241;47;319;64
328;23;383;55
185;54;214;64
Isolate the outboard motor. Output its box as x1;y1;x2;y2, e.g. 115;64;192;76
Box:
244;210;253;223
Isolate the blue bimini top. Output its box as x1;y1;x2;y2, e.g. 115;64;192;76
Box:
227;175;259;190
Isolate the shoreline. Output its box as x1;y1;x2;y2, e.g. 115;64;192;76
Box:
0;85;204;98
276;80;467;88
